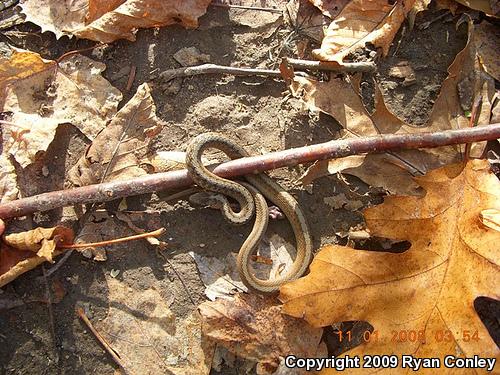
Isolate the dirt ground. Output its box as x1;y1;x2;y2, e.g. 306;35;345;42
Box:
1;3;496;375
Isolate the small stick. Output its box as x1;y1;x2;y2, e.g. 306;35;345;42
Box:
76;307;128;374
159;63;282;82
283;58;377;73
58;228;165;249
158;59;376;82
210;1;283;13
1;124;500;219
125;65;136;92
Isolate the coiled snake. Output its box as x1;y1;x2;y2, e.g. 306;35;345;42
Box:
186;133;312;294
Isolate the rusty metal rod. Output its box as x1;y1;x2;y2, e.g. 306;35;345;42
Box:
1;124;499;219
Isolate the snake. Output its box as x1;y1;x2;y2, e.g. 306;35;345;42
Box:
186;132;313;294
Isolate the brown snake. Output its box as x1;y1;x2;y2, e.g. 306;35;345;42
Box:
186;133;313;294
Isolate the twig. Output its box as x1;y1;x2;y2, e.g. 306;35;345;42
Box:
159;63;282;82
210;1;283;13
158;59;376;82
58;228;165;249
46;250;73;277
283;58;377;74
125;65;136;92
1;124;500;219
76;307;128;374
42;265;57;351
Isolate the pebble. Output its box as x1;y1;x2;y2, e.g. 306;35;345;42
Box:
173;46;211;67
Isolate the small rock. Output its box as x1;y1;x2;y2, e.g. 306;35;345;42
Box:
199;243;206;248
388;61;416;85
161;78;182;95
41;165;49;177
173;47;211;67
110;66;130;81
110;269;120;278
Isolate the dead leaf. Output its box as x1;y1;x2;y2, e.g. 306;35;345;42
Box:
21;0;212;42
285;0;331;44
95;276;214;375
0;226;74;287
480;208;500;231
307;0;350;18
476;21;500;81
1;49;121;172
199;293;325;374
313;0;417;62
2;114;62;168
0;48;52;102
280;160;500;368
68;83;164;186
291;76;454;194
293;18;490;195
454;0;498;15
189;251;247;300
3;226;74;262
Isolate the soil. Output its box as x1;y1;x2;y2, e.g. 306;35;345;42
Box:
0;2;495;375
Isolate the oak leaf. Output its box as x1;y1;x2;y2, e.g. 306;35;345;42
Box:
1;50;122;190
199;293;325;374
20;0;212;42
280;160;500;370
313;0;417;62
68;83;164;186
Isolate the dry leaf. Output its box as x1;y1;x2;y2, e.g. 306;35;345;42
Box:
3;226;74;262
68;83;164;186
454;0;498;15
293;19;488;195
0;48;52;102
476;21;500;81
1;51;122;168
307;0;350;18
21;0;212;42
0;226;74;287
189;251;247;300
20;0;88;40
280;160;500;369
2;114;62;168
313;0;417;62
2;52;122;142
285;0;331;44
95;276;214;375
291;76;455;194
199;293;325;374
480;208;500;231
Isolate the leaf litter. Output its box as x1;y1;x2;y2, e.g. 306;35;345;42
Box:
0;0;499;374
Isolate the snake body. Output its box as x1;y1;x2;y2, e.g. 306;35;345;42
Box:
186;133;312;294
